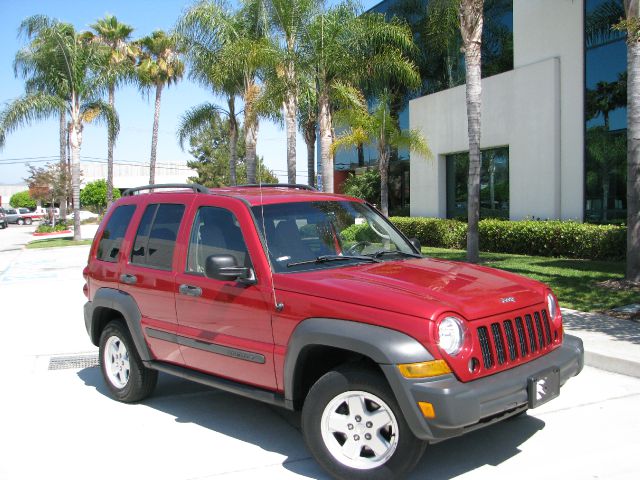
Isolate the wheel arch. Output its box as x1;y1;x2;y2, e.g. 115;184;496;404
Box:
85;288;152;361
284;318;434;410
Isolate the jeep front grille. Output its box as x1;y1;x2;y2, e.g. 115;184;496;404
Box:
475;308;557;371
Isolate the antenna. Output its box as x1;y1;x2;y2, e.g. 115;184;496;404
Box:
257;160;284;312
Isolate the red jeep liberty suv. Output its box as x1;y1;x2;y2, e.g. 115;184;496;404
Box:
83;184;584;480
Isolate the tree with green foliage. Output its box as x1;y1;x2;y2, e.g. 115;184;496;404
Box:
185;110;277;187
177;0;279;185
25;163;71;214
333;93;431;216
9;191;36;209
137;30;184;185
342;169;381;206
0;16;120;240
80;179;121;213
85;15;136;208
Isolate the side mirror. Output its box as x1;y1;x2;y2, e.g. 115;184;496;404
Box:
409;237;421;253
204;254;255;284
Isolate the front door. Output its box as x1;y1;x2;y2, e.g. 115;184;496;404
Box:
174;197;276;390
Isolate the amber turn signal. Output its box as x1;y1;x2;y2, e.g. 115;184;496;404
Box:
397;360;452;378
418;402;436;418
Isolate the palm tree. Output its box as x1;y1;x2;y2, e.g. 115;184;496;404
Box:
137;30;184;185
85;15;136;208
13;16;71;219
333;93;431;216
614;1;640;281
305;5;419;192
268;0;320;184
177;0;277;185
460;0;484;264
0;16;119;240
297;73;318;187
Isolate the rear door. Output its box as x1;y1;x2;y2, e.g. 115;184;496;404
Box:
174;196;276;390
119;197;192;365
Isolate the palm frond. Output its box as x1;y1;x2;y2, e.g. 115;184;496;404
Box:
177;102;227;150
80;99;120;143
0;93;66;148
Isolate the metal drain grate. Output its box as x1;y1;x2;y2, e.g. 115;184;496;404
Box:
48;354;99;370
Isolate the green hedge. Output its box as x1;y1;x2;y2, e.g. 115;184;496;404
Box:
388;217;626;261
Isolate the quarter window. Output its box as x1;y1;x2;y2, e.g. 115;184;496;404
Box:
97;205;136;262
131;203;185;270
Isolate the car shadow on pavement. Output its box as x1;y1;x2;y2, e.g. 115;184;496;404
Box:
77;367;545;480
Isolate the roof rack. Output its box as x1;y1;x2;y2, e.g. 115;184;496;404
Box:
237;183;317;191
123;183;210;197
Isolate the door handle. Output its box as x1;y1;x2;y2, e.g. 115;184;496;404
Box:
179;284;202;297
120;273;137;285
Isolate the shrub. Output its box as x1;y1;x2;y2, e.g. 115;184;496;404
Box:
36;220;71;233
341;224;378;243
10;190;36;209
389;217;626;261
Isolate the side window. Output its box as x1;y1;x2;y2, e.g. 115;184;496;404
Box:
97;205;136;262
131;203;185;270
186;206;250;274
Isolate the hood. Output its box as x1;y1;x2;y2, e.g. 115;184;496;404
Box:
273;257;546;321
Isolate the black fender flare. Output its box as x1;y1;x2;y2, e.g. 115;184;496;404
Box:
84;288;152;361
283;317;433;403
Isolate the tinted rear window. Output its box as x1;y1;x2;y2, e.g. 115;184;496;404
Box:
97;205;136;262
131;203;185;270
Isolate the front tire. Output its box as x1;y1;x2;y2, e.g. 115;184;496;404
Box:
99;320;157;403
302;365;426;480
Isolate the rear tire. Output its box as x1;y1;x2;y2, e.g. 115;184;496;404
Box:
25;218;32;225
99;320;157;403
302;365;426;480
17;218;24;225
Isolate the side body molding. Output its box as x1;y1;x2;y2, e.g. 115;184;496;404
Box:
284;318;434;403
84;288;152;361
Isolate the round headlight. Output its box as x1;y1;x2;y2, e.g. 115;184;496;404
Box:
438;316;465;356
547;293;558;319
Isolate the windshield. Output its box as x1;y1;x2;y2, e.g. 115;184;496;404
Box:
252;201;418;273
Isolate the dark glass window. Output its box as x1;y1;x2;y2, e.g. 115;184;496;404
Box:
97;205;136;262
585;0;627;223
186;207;250;274
131;203;185;270
446;147;509;219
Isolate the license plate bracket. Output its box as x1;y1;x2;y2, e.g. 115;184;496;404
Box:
528;367;560;409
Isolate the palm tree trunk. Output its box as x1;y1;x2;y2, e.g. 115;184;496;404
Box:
245;118;259;184
461;0;484;264
626;18;640;281
228;97;238;186
319;88;334;193
285;94;297;184
149;82;163;185
379;149;390;216
69;117;82;241
107;84;115;208
58;110;67;220
304;122;316;188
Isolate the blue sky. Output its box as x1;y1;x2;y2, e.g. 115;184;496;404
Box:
0;0;378;184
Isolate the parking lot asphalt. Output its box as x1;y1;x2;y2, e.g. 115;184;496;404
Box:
1;226;639;479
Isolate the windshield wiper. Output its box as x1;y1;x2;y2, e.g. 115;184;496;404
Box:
370;250;422;259
287;254;382;268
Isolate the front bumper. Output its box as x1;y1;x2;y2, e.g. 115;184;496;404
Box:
381;334;584;442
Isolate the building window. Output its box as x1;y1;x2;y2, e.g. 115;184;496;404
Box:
446;147;509;220
585;0;627;223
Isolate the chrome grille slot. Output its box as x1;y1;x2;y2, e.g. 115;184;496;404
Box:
542;309;552;344
491;323;506;365
534;312;545;348
477;326;494;368
503;320;518;361
515;317;528;356
525;314;537;352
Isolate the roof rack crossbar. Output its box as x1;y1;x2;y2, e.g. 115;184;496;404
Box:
123;183;210;197
237;183;317;191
